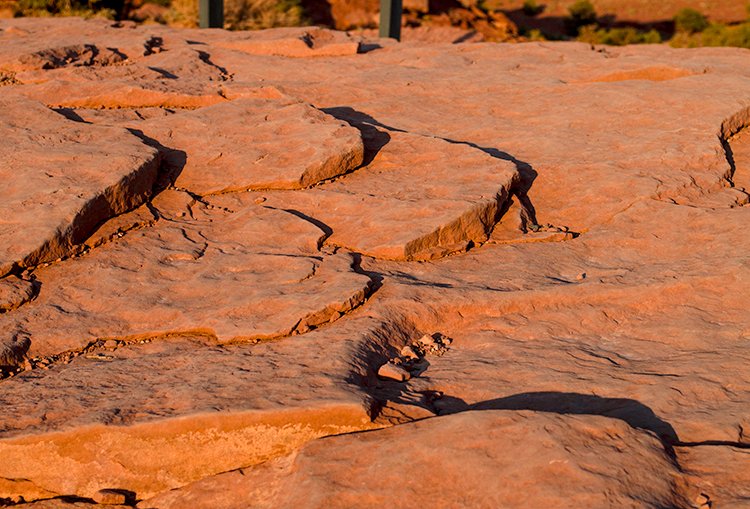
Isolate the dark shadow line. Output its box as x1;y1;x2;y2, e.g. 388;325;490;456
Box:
721;135;738;187
453;30;479;44
677;440;750;449
321;106;538;228
125;128;187;194
52;108;91;124
197;50;231;79
350;252;384;294
429;391;682;460
268;207;333;247
148;66;178;80
321;107;394;166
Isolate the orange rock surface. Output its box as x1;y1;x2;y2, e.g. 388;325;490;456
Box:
0;18;748;509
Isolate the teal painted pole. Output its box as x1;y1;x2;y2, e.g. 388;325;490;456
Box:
199;0;224;28
379;0;402;40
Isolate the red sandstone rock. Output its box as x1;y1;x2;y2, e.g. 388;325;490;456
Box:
677;445;750;508
0;193;372;362
141;411;695;509
0;321;381;499
0;95;160;277
377;361;410;381
0;17;163;72
91;489;133;505
0;17;748;509
135;97;364;194
0;276;35;313
214;27;361;57
264;129;518;260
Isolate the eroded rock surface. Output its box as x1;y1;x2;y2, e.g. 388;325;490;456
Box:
1;17;749;509
0;17;161;72
0;95;160;277
0;192;372;361
0;330;378;498
137;97;364;194
262;129;518;260
213;27;361;58
141;411;695;509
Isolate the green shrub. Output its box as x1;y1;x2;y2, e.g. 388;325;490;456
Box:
577;25;661;46
14;0;116;18
674;8;709;34
566;0;596;34
568;0;596;23
670;21;750;49
224;0;308;30
525;28;546;41
722;22;750;47
522;0;543;17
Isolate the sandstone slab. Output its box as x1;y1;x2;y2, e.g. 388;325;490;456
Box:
263;129;518;260
136;97;364;194
0;17;164;73
141;411;694;509
372;200;750;446
0;95;159;277
13;46;229;109
0;18;750;509
677;445;750;508
0;317;384;500
0;275;36;313
0;193;372;365
213;27;360;58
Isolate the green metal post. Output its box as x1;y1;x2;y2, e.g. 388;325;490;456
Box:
379;0;402;40
199;0;224;28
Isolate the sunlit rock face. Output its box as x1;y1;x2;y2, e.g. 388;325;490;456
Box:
0;17;749;509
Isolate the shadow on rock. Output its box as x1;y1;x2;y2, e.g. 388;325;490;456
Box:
322;106;392;166
435;391;679;446
322;106;539;227
126;128;187;193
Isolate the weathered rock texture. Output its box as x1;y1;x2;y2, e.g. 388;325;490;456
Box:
141;410;695;509
262;129;518;260
136;97;365;194
0;17;749;509
0;192;373;361
0;95;160;277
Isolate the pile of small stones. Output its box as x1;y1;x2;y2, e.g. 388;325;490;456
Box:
377;332;452;382
0;338;150;380
527;223;569;233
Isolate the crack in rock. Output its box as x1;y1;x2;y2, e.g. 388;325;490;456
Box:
0;194;373;368
0;95;160;278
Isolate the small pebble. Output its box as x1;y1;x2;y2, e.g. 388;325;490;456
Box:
418;334;436;347
694;493;710;507
103;339;118;349
400;345;419;359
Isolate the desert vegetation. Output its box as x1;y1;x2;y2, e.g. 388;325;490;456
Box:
0;0;308;28
1;0;750;46
563;2;750;48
